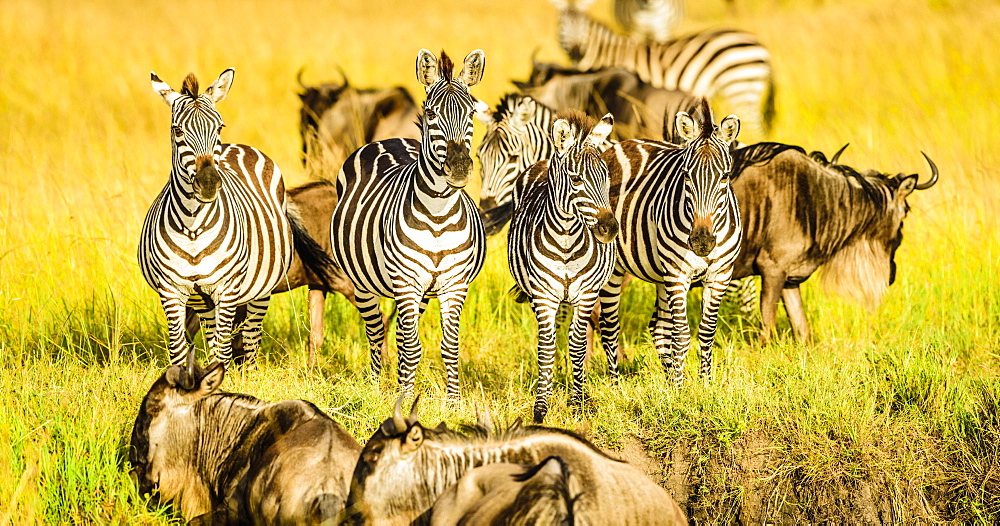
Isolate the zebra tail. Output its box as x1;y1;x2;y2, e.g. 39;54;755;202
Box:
763;77;776;136
482;201;514;237
286;204;339;291
507;284;530;304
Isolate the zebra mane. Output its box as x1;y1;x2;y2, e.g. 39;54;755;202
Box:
554;109;596;139
696;98;713;139
182;73;199;97
493;93;554;126
439;50;454;80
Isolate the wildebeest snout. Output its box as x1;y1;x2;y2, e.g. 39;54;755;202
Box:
194;155;221;202
443;141;472;188
592;208;619;244
689;216;716;257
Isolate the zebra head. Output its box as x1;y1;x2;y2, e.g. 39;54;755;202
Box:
552;0;596;64
551;111;619;244
674;99;740;257
416;49;485;189
476;95;549;210
151;69;233;203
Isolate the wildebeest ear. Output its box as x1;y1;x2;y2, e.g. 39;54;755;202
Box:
675;112;699;142
196;362;225;396
716;115;741;144
151;72;181;106
896;174;918;200
204;68;235;105
459;49;486;88
401;424;424;455
416;49;440;89
586;113;614;147
474;99;495;126
552;119;576;155
164;365;184;387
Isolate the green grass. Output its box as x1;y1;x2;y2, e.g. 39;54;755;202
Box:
2;0;999;522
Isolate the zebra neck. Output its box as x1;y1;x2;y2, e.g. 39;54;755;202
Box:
413;154;463;214
544;183;581;228
579;17;635;71
167;168;222;230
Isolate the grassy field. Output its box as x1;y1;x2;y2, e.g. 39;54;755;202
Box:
1;0;998;522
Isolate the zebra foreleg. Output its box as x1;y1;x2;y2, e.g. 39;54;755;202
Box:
209;301;240;365
666;283;691;386
354;290;386;380
438;288;468;401
531;298;560;424
597;267;627;379
160;294;194;368
697;277;730;381
569;296;598;412
234;298;268;367
394;291;424;398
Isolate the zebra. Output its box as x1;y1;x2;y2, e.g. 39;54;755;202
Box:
598;99;741;385
140;69;332;373
507;111;618;423
553;0;774;135
613;0;685;42
475;94;556;212
329;49;486;400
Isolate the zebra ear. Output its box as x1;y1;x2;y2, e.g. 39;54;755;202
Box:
204;68;235;105
459;49;486;88
552;119;576;155
716;115;741;144
510;98;536;128
416;49;440;88
151;72;181;106
474;99;494;126
549;0;568;12
586;113;614;147
675;111;699;142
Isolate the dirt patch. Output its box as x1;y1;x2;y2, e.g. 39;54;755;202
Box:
609;431;952;524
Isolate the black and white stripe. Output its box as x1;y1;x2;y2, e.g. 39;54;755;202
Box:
507;112;618;423
598;99;741;384
555;1;774;134
613;0;685;42
330;50;486;399
139;69;293;368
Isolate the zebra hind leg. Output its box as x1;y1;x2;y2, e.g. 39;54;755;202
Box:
232;300;263;368
354;290;386;380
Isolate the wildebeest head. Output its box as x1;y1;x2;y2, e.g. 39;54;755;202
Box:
151;69;233;203
129;361;225;509
416;49;485;189
811;146;939;306
476;94;551;210
298;68;420;173
674;99;740;257
550;111;619;244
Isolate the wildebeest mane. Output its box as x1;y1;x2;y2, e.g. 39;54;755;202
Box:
730;141;806;179
423;418;623;463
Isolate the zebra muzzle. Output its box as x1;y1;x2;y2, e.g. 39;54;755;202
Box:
443;141;472;188
592;209;619;244
689;218;716;257
193;156;221;202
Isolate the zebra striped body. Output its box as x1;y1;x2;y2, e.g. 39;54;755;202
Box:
476;94;556;211
599;100;741;384
508;112;618;423
556;2;773;134
139;69;293;368
330;50;486;399
614;0;684;42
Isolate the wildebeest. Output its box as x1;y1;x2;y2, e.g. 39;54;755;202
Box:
721;142;939;342
344;398;686;525
429;456;581;525
129;361;362;524
514;61;700;142
297;69;420;174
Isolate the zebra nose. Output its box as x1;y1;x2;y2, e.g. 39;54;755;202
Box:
479;196;498;211
194;155;221;202
689;217;716;257
592;209;619;244
443;141;472;188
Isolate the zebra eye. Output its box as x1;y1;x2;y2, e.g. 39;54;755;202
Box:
425;109;436;119
217;124;225;134
172;126;183;137
570;173;584;183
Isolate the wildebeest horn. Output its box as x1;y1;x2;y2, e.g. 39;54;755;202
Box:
915;151;939;190
335;65;349;88
408;395;421;425
831;143;849;164
393;396;407;431
296;67;307;89
531;46;541;67
183;350;196;390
